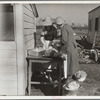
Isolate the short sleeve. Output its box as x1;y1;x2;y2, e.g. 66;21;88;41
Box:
41;32;45;36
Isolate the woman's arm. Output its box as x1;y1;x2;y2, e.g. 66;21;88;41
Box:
40;32;48;49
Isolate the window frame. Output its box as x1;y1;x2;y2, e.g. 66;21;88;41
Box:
95;17;99;32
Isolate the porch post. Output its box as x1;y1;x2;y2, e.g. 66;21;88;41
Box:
14;4;25;95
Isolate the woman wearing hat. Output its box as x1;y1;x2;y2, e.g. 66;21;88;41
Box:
40;17;59;82
55;17;80;80
41;17;58;49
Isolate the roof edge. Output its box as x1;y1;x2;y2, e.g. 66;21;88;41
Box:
30;4;39;18
89;6;100;13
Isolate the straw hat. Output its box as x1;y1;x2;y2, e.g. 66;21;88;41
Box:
43;17;52;26
56;17;64;25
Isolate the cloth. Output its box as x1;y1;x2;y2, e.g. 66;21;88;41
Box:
60;24;80;76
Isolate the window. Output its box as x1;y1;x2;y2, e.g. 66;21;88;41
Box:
89;19;92;31
0;4;14;41
95;17;99;31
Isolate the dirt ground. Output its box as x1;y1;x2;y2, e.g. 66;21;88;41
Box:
30;63;100;96
77;64;100;96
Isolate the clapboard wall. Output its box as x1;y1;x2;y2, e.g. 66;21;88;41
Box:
0;42;17;95
0;5;17;95
23;4;36;92
13;4;37;95
14;4;37;95
0;4;37;95
23;4;36;50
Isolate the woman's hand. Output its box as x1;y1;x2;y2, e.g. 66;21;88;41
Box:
61;53;67;59
43;44;48;50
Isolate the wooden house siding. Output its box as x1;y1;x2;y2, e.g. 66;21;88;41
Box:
23;4;36;50
0;42;17;95
0;4;38;95
14;4;37;95
22;4;36;94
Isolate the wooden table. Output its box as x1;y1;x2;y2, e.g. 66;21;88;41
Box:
26;56;65;96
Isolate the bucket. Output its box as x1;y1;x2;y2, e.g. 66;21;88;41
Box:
62;88;78;96
74;70;87;82
62;81;80;96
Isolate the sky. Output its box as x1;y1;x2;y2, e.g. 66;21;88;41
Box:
36;4;100;26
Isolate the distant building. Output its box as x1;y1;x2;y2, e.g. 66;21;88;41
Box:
88;6;100;48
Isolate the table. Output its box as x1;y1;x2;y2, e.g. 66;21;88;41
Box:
26;56;65;95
